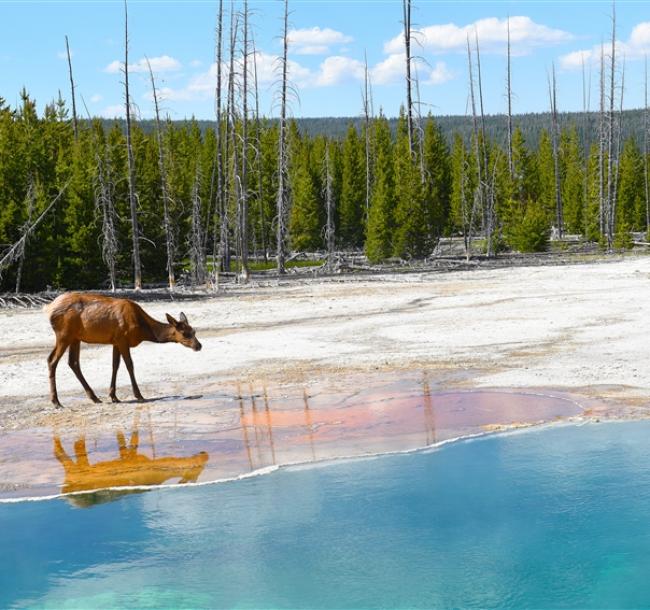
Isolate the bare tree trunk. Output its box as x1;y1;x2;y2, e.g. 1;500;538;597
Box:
612;56;625;237
276;0;289;275
252;39;267;262
466;36;480;262
506;17;513;179
0;182;70;284
211;0;225;284
123;0;142;290
643;55;650;233
82;98;119;290
599;44;606;237
96;142;119;291
581;53;591;236
606;3;616;249
403;0;414;155
15;178;35;293
324;143;335;271
238;0;250;282
548;64;563;239
475;34;494;256
190;164;206;286
223;4;239;273
65;35;78;141
147;59;175;290
414;66;426;184
363;50;372;226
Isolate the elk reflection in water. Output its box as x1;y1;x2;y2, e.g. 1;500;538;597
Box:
53;416;209;507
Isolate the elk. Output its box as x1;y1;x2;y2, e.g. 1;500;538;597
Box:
45;292;202;407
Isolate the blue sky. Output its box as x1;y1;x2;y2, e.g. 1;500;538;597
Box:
0;1;648;120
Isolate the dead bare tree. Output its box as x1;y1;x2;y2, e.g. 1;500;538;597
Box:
612;55;625;238
146;59;175;291
276;0;290;274
0;181;70;285
210;0;225;284
475;33;495;256
466;35;481;261
189;164;206;286
252;37;267;261
14;178;35;293
581;53;591;235
95;144;119;292
548;63;563;238
64;35;78;141
599;43;606;237
506;17;513;179
123;0;142;290
82;98;119;291
645;55;649;233
324;142;335;271
606;3;617;248
238;0;251;282
223;3;239;273
362;50;373;224
402;0;414;155
414;66;426;184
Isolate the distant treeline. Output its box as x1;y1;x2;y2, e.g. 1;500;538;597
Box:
0;90;647;292
100;108;648;151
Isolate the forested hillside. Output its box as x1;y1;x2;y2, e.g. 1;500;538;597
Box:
1;89;647;292
103;109;649;151
0;0;645;293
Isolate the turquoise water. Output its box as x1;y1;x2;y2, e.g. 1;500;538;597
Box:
3;421;650;609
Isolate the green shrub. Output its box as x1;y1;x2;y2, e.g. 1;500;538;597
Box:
510;206;551;253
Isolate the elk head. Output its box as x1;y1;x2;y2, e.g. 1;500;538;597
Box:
166;312;202;351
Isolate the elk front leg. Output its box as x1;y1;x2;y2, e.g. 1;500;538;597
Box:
48;339;69;408
119;344;145;402
109;346;121;403
68;341;101;403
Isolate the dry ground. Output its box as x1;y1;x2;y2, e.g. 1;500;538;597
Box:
2;255;650;429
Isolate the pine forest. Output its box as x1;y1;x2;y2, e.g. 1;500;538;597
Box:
0;0;645;293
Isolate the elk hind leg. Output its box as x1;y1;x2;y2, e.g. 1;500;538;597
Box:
68;341;101;404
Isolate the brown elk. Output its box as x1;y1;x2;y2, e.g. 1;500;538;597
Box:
45;292;202;407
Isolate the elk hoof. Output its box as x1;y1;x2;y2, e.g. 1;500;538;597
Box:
90;396;102;404
109;394;120;403
135;396;146;403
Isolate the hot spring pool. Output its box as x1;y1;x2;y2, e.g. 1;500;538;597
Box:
3;420;650;609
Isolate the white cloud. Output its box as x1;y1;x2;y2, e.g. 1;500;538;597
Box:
559;49;593;70
426;61;454;85
296;45;329;56
560;21;650;70
90;94;103;103
372;54;454;86
288;27;353;55
315;56;365;86
104;55;182;74
372;53;406;85
57;50;72;60
155;53;312;103
385;16;572;56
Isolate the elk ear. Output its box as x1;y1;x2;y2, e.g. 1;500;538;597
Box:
166;313;178;327
179;312;188;324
